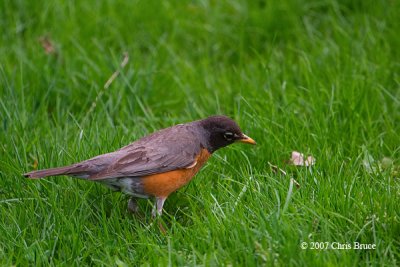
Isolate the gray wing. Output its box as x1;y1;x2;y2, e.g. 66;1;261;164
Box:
85;124;203;180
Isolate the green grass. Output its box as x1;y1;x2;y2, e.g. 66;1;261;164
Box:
1;0;399;265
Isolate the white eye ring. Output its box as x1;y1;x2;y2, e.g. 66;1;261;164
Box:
223;132;234;141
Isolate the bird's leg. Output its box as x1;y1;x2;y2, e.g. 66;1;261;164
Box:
152;197;167;233
152;196;166;218
128;197;139;213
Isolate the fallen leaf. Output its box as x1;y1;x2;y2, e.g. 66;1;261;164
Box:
39;36;56;55
290;151;315;166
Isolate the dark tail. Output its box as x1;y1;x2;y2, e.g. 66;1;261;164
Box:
24;166;74;179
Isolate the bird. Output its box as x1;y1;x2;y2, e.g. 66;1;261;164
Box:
24;115;256;217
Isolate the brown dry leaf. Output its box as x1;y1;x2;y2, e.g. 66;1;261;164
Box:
39;36;56;55
290;151;315;166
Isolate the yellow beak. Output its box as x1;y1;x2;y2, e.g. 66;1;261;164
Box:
236;134;256;145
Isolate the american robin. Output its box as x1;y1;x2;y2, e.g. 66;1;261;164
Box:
24;115;256;217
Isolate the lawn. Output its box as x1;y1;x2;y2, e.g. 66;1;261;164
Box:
1;0;399;265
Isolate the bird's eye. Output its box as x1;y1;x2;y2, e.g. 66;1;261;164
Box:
223;132;234;141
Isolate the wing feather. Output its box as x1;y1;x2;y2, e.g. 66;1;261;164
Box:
88;124;203;180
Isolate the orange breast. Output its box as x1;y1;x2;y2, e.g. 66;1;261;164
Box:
142;149;211;197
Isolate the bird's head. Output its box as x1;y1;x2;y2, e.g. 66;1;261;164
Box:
198;115;256;153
